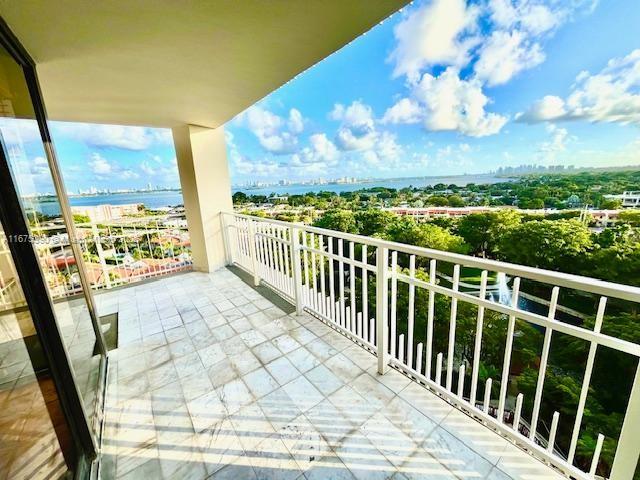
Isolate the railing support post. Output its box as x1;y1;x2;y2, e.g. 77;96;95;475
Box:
247;220;260;287
610;361;640;479
290;225;304;315
220;213;232;266
376;246;389;375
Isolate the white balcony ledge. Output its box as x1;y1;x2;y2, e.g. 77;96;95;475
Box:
98;269;567;480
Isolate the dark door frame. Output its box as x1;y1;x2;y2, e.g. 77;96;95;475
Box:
0;17;100;478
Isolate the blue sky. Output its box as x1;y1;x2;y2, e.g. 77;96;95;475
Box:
2;0;639;194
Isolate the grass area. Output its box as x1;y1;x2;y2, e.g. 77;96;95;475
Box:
460;267;498;285
436;265;498;287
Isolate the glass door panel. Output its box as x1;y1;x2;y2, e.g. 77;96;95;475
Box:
0;221;75;478
0;22;104;466
0;117;104;431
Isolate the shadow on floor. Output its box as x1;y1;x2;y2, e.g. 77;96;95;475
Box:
227;265;295;315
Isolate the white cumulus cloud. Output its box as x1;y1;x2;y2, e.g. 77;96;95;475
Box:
331;101;379;151
382;98;423;124
389;0;480;81
52;123;171;151
516;95;567;122
88;153;113;175
239;105;305;154
536;124;574;163
288;108;304;135
363;132;404;168
488;0;560;36
474;30;545;86
518;49;640;125
291;133;339;168
412;68;508;137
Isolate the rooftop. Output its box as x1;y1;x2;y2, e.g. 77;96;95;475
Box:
97;269;564;480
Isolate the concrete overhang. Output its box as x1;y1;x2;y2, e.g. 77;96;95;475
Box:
0;1;408;128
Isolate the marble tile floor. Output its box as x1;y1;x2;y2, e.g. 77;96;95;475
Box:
96;269;565;480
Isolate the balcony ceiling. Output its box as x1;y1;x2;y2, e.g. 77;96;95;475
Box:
0;1;408;128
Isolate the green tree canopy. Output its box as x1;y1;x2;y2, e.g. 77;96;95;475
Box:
313;209;358;233
456;210;521;257
618;210;640;226
498;219;592;272
355;209;396;237
384;216;468;254
232;191;248;204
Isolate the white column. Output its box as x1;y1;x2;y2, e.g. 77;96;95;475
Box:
172;125;233;272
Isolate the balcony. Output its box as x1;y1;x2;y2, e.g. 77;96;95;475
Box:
97;213;640;480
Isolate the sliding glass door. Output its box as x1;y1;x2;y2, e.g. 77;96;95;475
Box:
0;19;105;478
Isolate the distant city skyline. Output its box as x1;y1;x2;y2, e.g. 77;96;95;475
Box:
0;0;639;195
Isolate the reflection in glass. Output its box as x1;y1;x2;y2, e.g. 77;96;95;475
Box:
0;223;74;478
0;38;103;436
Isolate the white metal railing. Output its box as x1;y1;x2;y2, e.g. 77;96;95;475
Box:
0;216;192;310
223;212;640;480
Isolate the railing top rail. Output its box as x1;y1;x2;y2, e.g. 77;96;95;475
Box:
226;211;640;303
25;215;187;231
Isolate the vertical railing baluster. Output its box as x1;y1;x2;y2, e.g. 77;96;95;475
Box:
446;264;461;391
281;228;291;292
426;259;437;380
260;224;270;286
319;235;326;316
376;246;389;375
221;213;232;265
436;352;443;386
239;219;248;266
589;434;605;478
407;255;416;370
457;364;465;398
310;233;318;312
390;251;398;359
302;232;310;306
362;245;368;341
277;227;286;292
470;270;488;406
247;219;259;286
483;378;492;415
265;224;275;288
338;239;345;328
568;297;606;464
530;286;560;440
349;242;356;334
328;239;335;322
513;393;523;432
266;224;275;288
416;343;423;375
369;317;375;345
548;411;559;454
